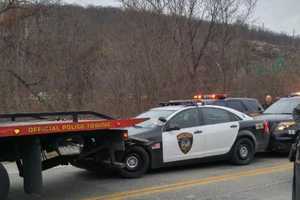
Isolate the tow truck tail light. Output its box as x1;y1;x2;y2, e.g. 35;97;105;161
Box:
122;131;129;140
263;121;270;134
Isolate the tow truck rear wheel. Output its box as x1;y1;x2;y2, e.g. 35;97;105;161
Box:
231;138;254;165
0;163;10;200
119;146;149;178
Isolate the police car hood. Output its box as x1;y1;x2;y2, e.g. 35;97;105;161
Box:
127;126;162;141
254;113;293;122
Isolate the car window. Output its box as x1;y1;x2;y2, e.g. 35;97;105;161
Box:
226;100;245;112
202;100;216;105
244;100;263;112
201;108;235;125
167;108;200;129
210;100;226;107
264;98;300;114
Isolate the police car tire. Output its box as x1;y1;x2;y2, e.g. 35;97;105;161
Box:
231;138;254;165
119;146;149;178
0;163;10;200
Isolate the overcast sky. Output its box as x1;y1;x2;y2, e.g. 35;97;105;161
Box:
64;0;300;35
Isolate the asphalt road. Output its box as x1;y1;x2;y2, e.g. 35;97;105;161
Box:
5;153;293;200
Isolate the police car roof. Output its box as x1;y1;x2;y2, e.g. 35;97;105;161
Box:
225;97;258;101
152;104;236;111
151;105;252;120
151;105;189;111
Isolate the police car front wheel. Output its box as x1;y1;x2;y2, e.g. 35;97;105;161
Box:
231;138;254;165
119;146;150;178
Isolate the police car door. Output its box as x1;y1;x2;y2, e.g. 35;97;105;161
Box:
199;107;240;157
162;108;204;163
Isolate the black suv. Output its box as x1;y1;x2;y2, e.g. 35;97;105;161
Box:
255;96;300;152
203;98;264;117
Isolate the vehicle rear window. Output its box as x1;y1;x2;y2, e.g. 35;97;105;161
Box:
205;100;226;106
244;100;262;112
226;100;245;112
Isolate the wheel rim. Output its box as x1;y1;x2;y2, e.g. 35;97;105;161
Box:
126;155;139;170
239;145;249;159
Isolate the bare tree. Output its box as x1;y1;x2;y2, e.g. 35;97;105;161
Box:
212;0;257;92
0;2;299;117
0;0;59;111
120;0;257;94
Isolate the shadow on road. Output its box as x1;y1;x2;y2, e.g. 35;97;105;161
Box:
71;151;290;179
7;152;290;200
256;151;289;158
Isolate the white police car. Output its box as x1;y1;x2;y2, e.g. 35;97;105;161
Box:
116;101;270;178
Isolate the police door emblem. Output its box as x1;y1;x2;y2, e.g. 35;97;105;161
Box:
177;132;193;154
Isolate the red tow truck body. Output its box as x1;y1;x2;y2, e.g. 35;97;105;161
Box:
0;111;145;200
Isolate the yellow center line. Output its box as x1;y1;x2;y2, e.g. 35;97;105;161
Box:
83;163;293;200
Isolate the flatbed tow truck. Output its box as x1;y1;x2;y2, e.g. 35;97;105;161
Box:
0;111;145;200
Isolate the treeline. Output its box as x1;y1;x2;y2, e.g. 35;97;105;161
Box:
0;2;300;117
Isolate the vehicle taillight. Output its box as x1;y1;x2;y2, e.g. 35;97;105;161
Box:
122;131;129;140
263;121;270;134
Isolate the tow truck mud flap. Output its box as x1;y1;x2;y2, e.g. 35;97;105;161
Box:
0;163;9;200
21;137;43;195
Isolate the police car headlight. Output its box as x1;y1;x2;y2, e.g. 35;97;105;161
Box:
275;121;296;131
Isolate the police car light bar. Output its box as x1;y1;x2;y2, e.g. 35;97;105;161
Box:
193;93;227;100
159;100;202;107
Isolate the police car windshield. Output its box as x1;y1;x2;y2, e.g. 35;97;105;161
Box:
264;98;300;114
136;109;175;128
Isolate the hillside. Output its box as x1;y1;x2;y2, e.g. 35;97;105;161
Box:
0;5;300;117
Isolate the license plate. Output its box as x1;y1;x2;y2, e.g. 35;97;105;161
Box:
288;130;296;135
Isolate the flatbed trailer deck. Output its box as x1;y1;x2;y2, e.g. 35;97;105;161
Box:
0;111;145;200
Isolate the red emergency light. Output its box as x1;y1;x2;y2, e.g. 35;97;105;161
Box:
193;93;227;100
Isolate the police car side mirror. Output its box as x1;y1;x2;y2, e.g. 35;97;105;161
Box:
165;124;181;132
158;117;167;123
